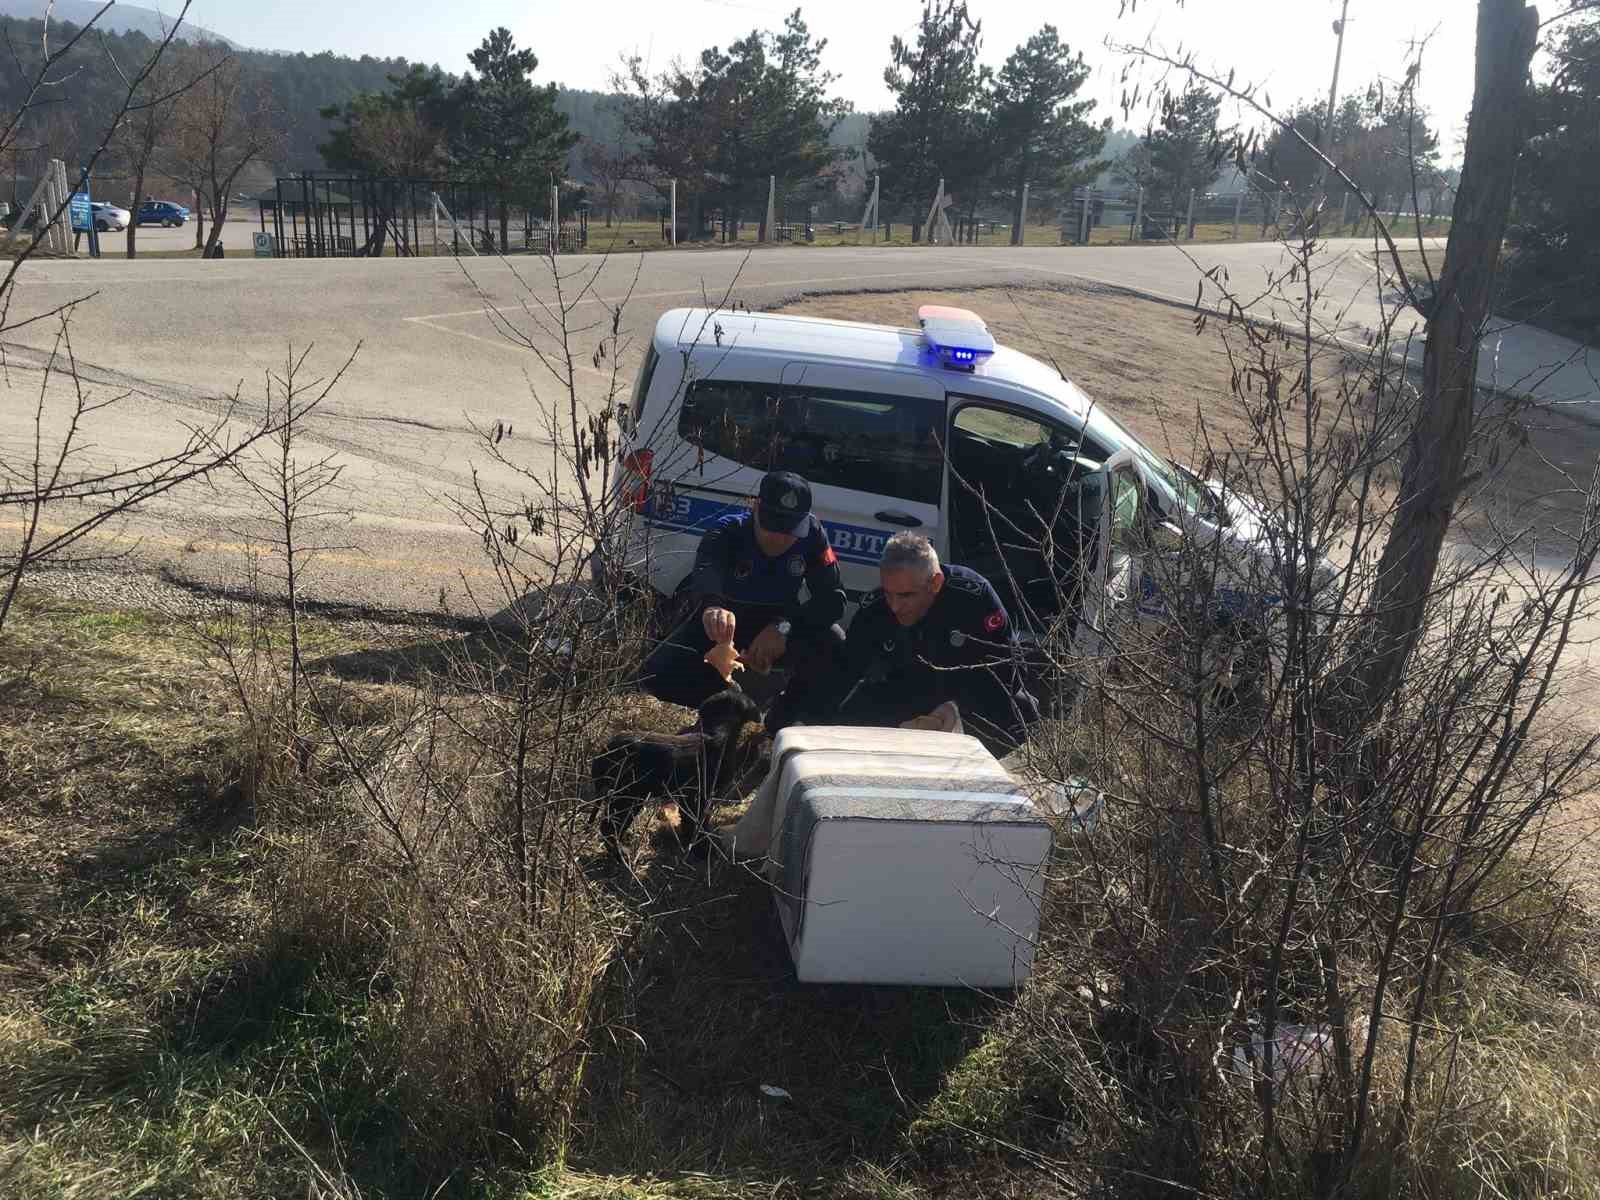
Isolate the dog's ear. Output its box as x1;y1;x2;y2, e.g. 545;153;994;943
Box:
700;687;761;732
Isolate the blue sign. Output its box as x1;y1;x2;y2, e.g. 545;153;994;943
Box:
69;192;91;233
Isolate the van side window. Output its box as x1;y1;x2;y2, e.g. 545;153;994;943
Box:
680;380;943;504
679;380;790;471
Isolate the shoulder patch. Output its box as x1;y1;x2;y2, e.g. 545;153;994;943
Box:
860;588;884;608
944;570;985;596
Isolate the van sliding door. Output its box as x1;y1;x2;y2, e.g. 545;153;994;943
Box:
779;363;946;601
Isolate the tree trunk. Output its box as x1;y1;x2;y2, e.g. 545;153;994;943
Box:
126;168;144;259
204;203;226;257
1328;0;1539;721
498;197;509;254
193;193;204;252
1004;164;1030;246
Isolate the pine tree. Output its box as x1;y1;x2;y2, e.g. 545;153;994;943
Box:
318;64;453;177
989;26;1107;244
1506;12;1600;341
617;9;846;239
450;28;575;250
1144;84;1224;233
867;0;992;238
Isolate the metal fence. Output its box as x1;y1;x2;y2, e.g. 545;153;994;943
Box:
255;172;1451;258
1058;185;1452;246
259;174;589;259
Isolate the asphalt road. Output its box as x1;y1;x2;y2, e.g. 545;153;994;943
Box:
3;235;1592;615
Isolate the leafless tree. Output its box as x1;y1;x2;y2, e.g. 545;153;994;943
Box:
111;29;192;258
349;106;446;179
219;347;360;740
581;137;646;227
167;41;284;258
1113;0;1542;739
0;6;290;639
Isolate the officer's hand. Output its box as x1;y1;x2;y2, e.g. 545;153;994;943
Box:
744;623;787;674
900;701;961;733
702;607;736;644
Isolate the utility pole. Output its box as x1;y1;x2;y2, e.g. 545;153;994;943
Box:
1318;0;1352;201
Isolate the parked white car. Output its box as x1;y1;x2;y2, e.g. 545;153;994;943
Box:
597;304;1322;668
91;202;130;232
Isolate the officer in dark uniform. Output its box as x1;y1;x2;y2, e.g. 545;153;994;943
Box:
777;532;1037;755
639;471;846;713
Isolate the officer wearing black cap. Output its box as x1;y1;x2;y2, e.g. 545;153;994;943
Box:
774;531;1038;755
639;470;847;713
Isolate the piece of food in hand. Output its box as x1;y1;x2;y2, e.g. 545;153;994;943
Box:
900;701;962;733
704;640;744;682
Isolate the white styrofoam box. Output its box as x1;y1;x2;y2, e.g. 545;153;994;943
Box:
765;726;1052;988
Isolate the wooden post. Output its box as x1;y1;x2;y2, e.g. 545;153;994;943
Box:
1338;191;1350;234
1015;181;1029;247
924;178;945;245
14;171;52;250
1078;188;1090;245
857;173;879;244
670;179;677;247
54;160;71;254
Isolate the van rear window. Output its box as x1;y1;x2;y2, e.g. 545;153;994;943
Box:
679;380;943;504
629;344;660;426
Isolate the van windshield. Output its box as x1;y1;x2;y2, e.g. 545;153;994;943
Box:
1082;405;1204;518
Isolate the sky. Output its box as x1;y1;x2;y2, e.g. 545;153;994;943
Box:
177;0;1480;161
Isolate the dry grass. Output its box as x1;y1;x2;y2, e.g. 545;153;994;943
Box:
0;581;1053;1197
4;279;1600;1200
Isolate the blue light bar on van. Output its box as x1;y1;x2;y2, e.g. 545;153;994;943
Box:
918;305;995;372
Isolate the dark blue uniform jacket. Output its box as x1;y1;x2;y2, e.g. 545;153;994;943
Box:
689;511;846;636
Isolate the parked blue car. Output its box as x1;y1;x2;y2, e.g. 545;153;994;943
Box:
135;201;187;227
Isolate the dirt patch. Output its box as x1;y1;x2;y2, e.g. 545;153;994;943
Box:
776;285;1239;463
777;285;1600;541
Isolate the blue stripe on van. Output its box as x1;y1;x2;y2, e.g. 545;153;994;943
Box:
1137;572;1283;618
641;492;894;567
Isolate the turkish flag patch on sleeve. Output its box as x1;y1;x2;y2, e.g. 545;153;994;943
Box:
817;544;838;567
983;609;1007;633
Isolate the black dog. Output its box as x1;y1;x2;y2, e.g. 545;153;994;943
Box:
592;687;765;858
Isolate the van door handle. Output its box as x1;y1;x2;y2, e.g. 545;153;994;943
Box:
875;510;922;527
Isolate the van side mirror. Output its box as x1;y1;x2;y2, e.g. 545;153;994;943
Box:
1203;482;1233;526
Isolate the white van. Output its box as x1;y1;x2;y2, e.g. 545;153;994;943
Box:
598;304;1297;656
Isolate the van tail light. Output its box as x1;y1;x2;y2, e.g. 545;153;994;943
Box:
621;448;653;512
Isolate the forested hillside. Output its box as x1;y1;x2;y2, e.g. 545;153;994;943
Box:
0;0;234;45
0;15;625;195
0;10;1152;230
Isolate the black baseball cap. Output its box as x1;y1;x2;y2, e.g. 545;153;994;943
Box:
756;471;812;534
